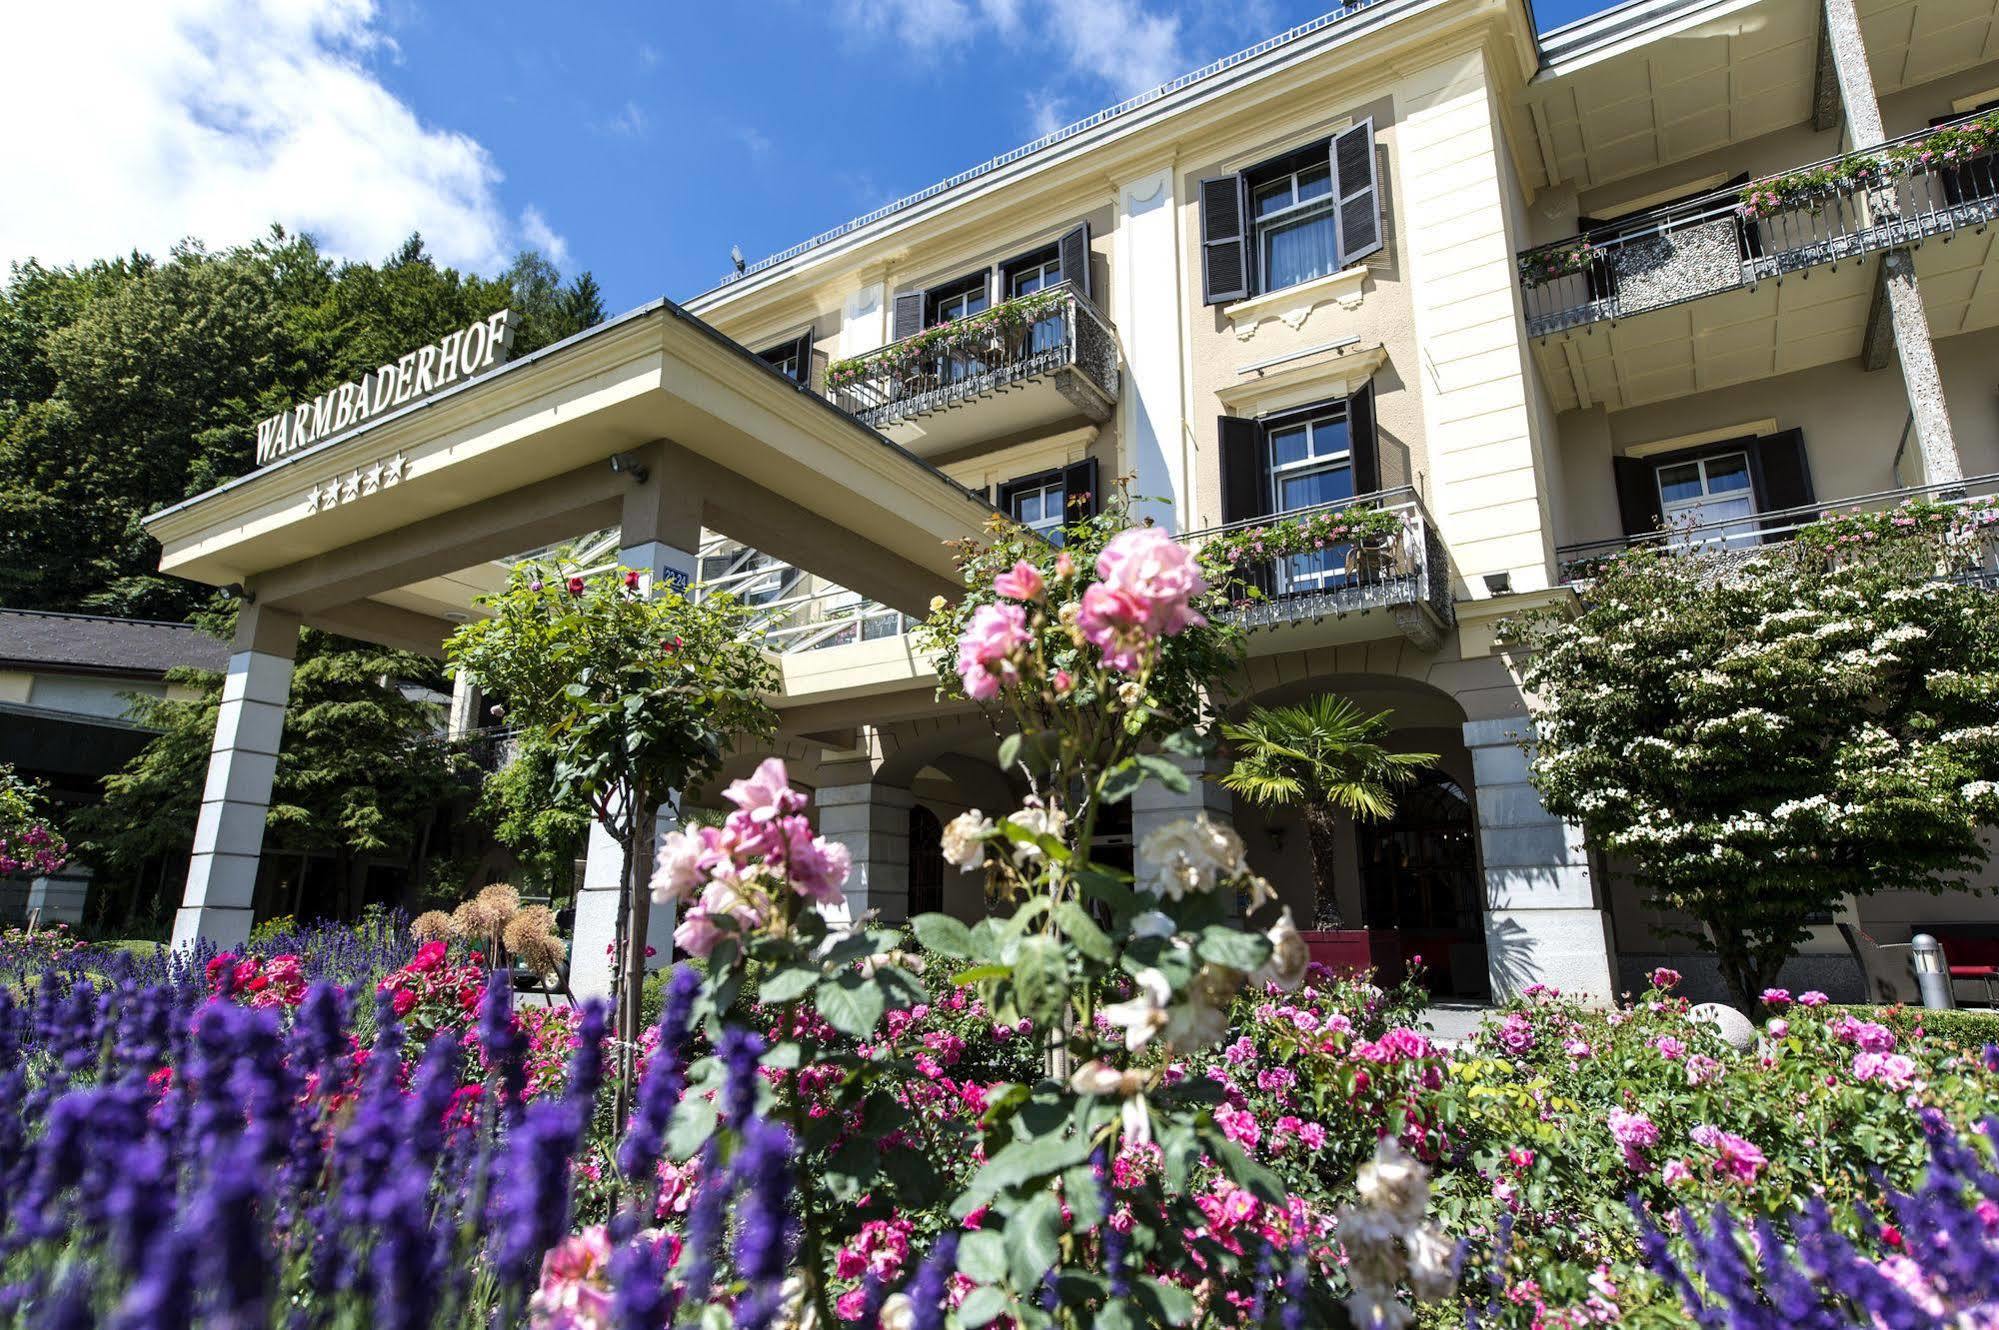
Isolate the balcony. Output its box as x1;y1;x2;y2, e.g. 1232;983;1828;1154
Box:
693;537;908;655
1555;472;1999;586
1519;112;1999;339
829;283;1118;455
1176;488;1454;650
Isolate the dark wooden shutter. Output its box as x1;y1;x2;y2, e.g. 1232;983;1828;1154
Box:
1347;384;1380;496
1612;456;1664;539
1200;175;1251;305
1752;428;1815;542
891;289;925;341
789;331;815;386
1219;417;1267;524
1062;457;1100;520
1331;119;1383;264
1059;223;1092;303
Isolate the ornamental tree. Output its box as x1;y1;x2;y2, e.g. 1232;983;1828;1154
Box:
446;565;776;1079
1508;507;1999;1012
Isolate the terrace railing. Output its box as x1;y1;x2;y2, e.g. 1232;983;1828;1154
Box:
1175;487;1453;645
1519;111;1999;337
691;536;907;655
1555;472;1999;586
829;283;1119;431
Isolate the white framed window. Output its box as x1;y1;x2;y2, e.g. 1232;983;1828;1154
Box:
1009;477;1067;541
1009;256;1061;297
1252;162;1337;294
1267;413;1354;592
1656;450;1755;549
929;276;989;324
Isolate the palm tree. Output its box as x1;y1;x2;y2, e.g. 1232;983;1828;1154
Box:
1218;695;1437;930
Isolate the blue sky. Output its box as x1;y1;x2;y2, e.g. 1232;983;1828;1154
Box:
2;0;1616;314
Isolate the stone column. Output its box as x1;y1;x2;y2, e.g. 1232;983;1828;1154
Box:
1823;0;1963;485
171;603;301;951
446;669;481;739
816;745;914;927
570;461;700;999
1113;163;1189;532
1463;718;1617;1004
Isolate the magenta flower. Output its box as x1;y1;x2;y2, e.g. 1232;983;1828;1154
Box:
992;560;1046;602
1690;1124;1767;1181
954;601;1031;700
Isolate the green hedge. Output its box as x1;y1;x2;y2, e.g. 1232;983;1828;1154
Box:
1838;1003;1999;1049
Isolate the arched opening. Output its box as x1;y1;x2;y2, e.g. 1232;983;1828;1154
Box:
1358;770;1487;998
908;804;944;917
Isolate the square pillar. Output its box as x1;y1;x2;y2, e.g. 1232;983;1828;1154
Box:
571;463;700;997
172;603;301;952
1464;718;1616;1004
816;779;914;926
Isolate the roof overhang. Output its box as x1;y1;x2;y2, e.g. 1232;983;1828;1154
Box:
144;301;999;635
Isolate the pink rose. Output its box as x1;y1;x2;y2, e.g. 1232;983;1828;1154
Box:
723;757;807;824
1648;967;1681;990
954;602;1031;701
1093;527;1208;638
1690;1124;1766;1181
992;560;1046;602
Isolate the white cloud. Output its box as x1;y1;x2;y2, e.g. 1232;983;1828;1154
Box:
604;99;650;138
519;206;570;267
0;0;558;275
1024;91;1070;139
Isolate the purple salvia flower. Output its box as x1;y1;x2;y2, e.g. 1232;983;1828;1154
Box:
104;1138;176;1275
618;965;699;1183
609;1223;678;1330
477;976;526;1116
718;1026;767;1130
190;1135;271;1330
43;1271;94;1330
1280;1236;1308;1330
673;1140;731;1306
730;1118;798;1330
566;997;608;1112
490;1099;584;1293
115;1226;197;1330
903;1231;958;1330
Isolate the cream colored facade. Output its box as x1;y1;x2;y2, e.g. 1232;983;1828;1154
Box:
145;0;1999;1004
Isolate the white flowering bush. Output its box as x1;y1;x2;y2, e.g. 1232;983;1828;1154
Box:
1507;530;1999;1010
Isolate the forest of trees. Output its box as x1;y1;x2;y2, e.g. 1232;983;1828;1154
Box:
0;228;605;934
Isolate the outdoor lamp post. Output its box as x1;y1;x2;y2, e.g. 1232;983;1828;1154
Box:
1910;933;1955;1011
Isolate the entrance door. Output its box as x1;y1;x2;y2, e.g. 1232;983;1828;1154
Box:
1358;771;1486;997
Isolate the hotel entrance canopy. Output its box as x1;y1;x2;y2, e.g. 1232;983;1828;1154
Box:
143;299;998;656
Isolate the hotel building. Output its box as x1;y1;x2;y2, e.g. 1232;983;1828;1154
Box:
143;0;1999;1004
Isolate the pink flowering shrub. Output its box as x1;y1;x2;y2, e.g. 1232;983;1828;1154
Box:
376;938;487;1042
1437;974;1999;1325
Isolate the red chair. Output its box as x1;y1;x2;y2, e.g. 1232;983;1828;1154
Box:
1936;931;1999;1007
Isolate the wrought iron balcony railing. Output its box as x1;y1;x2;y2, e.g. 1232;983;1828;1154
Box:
1555;472;1999;586
828;283;1119;431
1175;487;1454;648
691;537;907;655
1519;111;1999;337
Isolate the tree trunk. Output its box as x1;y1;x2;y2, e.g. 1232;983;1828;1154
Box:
1711;928;1787;1018
1301;804;1345;930
611;783;655;1128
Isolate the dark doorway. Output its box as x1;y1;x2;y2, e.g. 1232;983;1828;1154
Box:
1358;771;1486;997
908;805;944;918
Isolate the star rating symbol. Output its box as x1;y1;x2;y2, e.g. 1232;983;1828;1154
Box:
362;463;383;495
383;453;407;486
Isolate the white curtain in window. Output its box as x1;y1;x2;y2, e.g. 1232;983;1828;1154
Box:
1263;215;1336;291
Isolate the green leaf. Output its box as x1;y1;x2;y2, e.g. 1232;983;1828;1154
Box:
997;733;1023;772
756;968;817;1005
1196;924;1272;973
911;912;975;959
951;964;1011;986
1074;869;1142;917
958;1229;1008;1284
664;1095;717;1161
1137;1276;1196;1326
1054;901;1114;965
814;974;886;1038
953;1134;1094;1217
1134;753;1191;793
957;1285;1008;1328
1098;759;1145;805
1013;936;1069;1027
1008;1190;1063;1291
1063;1161;1106;1232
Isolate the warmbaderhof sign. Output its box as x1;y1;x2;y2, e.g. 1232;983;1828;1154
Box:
254;310;519;466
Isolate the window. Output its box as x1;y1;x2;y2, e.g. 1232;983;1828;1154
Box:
1267;413;1355;591
755;331;813;385
1655;450;1755;549
1251;159;1337;293
1200;120;1381;305
1009;475;1067;542
1004;246;1065;355
1930;101;1999;207
925;273;989;326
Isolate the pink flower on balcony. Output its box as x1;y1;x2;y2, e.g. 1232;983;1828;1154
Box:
955;602;1031;700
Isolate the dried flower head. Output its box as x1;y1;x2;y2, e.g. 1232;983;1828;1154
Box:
503;906;565;978
410;910;453;943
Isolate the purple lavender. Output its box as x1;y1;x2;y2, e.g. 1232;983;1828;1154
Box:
903;1231;959;1330
718;1026;767;1129
618;965;699;1183
730;1118;799;1330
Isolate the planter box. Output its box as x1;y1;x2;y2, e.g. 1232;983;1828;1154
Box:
1301;929;1406;985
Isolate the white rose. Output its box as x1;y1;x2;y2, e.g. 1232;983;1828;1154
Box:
1008;802;1069;865
1100;968;1172;1052
877;1294;916;1330
940;809;995;870
1253;907;1310;992
1138;815;1246;899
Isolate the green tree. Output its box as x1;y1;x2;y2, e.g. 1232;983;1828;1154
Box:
473;732;593;900
76;631;467;931
1218;696;1435;929
446;566;777;1071
1508;508;1999;1011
